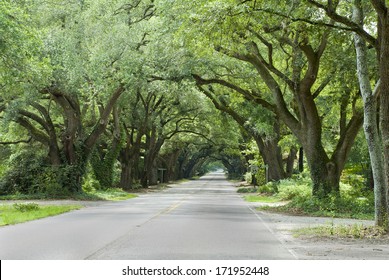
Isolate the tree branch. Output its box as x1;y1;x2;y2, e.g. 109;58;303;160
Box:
16;117;49;145
247;41;295;88
0;137;32;145
370;0;387;17
305;0;377;48
84;84;126;151
18;109;50;132
313;75;332;99
192;74;277;113
214;46;301;135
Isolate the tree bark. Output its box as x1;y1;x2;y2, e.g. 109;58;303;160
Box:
120;162;132;190
378;11;389;227
119;125;143;190
353;0;388;228
298;147;304;173
286;147;298;177
253;135;286;181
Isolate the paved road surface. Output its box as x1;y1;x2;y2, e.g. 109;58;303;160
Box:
0;172;296;260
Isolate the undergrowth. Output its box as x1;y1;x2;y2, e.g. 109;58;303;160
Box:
293;224;388;239
0;188;137;201
245;173;375;220
0;204;82;226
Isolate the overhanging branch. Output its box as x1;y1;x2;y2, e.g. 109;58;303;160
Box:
0;137;32;145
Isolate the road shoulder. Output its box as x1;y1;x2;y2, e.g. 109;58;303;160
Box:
254;204;389;259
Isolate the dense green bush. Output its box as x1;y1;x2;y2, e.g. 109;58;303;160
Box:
252;170;375;219
0;150;82;197
13;203;40;212
277;177;312;200
256;174;375;219
244;169;266;187
0;150;47;195
244;172;253;184
257;182;278;194
82;173;102;193
237;186;257;193
280;194;374;219
341;172;370;196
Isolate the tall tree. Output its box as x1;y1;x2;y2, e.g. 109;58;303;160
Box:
302;0;389;229
0;0;155;193
351;0;388;228
169;0;363;197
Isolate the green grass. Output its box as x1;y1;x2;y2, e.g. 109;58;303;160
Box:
0;188;137;226
243;174;375;220
293;224;388;239
258;195;375;220
237;187;258;193
0;203;82;226
0;188;137;201
244;195;282;203
88;188;137;201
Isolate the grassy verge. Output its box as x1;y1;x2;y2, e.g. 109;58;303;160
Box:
0;188;137;201
241;175;375;220
293;224;388;239
244;195;283;203
87;188;137;201
0;203;82;226
258;196;374;220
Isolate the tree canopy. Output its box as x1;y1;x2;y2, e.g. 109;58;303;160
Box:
0;0;388;228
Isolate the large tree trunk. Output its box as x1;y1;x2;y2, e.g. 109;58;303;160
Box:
120;162;132;190
286;147;298;177
353;0;388;228
149;159;159;185
57;85;125;193
119;130;143;190
304;141;340;197
48;141;62;166
91;106;122;189
379;14;389;227
162;149;181;182
298;147;304;173
254;136;286;181
119;151;141;190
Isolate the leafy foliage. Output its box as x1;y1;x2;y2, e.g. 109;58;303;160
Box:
0;0;381;217
256;175;375;220
13;203;40;212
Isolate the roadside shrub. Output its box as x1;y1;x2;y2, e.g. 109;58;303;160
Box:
0;150;80;197
257;182;278;195
244;172;253;184
277;177;311;200
256;171;374;219
13;203;40;212
82;174;101;193
237;187;257;193
0;150;46;195
341;172;368;196
34;167;71;197
276;193;374;219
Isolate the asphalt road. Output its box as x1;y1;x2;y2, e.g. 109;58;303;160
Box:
0;172;296;260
